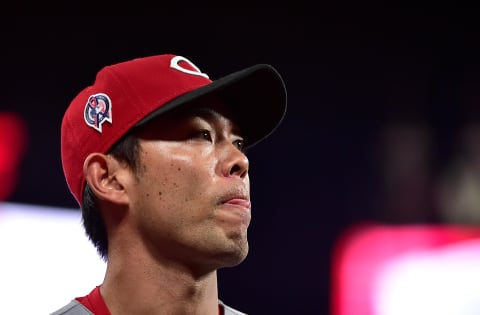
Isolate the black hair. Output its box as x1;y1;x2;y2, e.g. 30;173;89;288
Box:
81;133;141;261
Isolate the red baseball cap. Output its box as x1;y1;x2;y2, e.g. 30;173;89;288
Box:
61;54;287;206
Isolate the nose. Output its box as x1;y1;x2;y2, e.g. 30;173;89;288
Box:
221;143;249;179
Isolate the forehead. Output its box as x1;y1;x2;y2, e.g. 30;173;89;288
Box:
135;94;241;133
158;95;236;124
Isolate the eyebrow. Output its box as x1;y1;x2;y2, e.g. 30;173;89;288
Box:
182;106;243;137
182;107;219;120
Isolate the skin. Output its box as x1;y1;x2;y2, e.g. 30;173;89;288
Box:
83;95;251;315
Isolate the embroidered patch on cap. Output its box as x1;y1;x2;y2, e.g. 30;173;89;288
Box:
84;93;112;132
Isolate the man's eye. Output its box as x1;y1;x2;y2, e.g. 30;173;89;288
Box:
197;130;212;141
234;139;245;150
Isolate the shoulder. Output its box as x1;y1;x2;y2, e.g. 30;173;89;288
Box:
50;300;94;315
219;299;248;315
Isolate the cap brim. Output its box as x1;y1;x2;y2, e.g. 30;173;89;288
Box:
135;64;287;148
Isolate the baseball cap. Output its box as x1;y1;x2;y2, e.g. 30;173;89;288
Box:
61;54;287;206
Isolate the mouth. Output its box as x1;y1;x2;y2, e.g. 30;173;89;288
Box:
223;197;251;210
218;193;251;226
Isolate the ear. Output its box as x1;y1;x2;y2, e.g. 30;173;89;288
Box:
83;153;130;205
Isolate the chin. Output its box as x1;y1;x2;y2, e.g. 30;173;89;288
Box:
222;242;249;267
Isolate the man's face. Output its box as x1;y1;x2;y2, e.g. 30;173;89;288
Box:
127;96;251;272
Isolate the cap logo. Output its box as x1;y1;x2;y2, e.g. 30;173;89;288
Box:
84;93;112;132
170;56;209;79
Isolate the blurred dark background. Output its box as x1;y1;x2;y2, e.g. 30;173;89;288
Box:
2;7;480;314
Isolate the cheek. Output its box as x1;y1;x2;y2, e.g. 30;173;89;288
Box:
139;150;215;203
135;158;217;237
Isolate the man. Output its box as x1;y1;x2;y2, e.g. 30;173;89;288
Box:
52;54;287;315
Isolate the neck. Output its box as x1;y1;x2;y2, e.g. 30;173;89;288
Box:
100;252;219;315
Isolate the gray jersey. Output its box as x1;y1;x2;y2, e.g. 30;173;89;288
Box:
51;299;247;315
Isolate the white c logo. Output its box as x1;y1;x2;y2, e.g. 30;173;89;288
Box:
170;56;209;79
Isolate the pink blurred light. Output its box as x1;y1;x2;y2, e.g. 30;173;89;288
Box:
0;112;28;201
